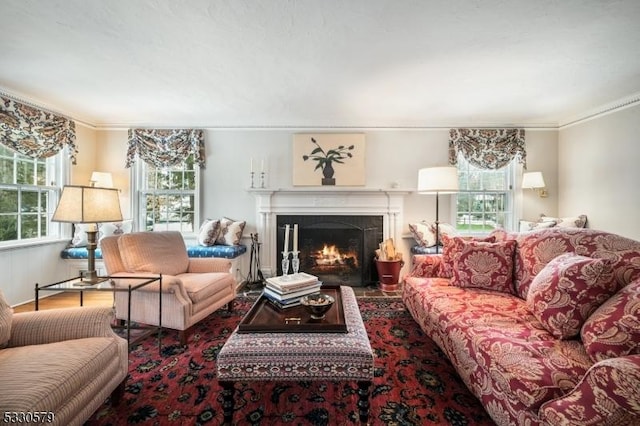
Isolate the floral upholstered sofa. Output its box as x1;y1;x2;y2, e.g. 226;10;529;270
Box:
403;227;640;425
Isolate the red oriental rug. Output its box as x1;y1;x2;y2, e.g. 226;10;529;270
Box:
87;297;494;425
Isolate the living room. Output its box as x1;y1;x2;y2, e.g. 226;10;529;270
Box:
1;1;640;425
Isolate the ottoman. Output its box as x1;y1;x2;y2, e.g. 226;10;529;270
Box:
216;286;374;424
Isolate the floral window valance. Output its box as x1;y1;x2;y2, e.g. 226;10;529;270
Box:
448;128;526;170
0;95;77;164
126;129;205;168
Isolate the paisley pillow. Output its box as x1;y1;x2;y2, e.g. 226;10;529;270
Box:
440;234;496;278
0;290;12;349
527;253;618;339
197;219;221;246
451;239;517;294
581;280;640;362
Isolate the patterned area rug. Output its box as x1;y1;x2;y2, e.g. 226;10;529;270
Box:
87;296;494;425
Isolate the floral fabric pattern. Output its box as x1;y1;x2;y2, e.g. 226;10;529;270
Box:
0;95;77;163
440;235;496;278
126;128;205;168
448;128;526;170
527;253;618;339
451;239;516;294
581;279;640;362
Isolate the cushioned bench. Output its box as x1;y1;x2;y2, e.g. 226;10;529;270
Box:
60;244;247;260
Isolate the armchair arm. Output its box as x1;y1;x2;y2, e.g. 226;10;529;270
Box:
109;272;190;300
187;257;232;273
8;307;119;348
539;355;640;425
407;254;443;278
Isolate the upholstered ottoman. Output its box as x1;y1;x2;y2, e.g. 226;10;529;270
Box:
216;286;374;424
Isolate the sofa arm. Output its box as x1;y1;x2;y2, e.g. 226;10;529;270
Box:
406;254;443;278
187;257;232;273
539;355;640;425
7;307;119;348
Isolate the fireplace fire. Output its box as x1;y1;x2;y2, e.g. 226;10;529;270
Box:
277;215;382;287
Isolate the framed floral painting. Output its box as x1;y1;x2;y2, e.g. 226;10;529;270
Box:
292;133;366;186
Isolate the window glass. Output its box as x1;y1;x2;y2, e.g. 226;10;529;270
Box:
455;154;514;234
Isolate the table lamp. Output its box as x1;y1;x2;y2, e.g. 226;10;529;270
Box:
417;166;459;253
52;185;123;284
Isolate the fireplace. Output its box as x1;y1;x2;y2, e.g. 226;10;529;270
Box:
276;215;383;287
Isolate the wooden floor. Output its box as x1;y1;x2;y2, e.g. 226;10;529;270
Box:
13;283;402;313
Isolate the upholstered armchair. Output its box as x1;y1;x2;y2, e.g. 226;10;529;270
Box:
101;231;236;345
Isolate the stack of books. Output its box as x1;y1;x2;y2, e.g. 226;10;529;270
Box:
263;272;322;309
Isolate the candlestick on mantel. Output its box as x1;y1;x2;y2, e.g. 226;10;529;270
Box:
283;224;290;253
261;158;265;172
250;158;254;173
293;224;298;252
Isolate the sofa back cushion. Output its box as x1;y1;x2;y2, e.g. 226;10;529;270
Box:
514;228;640;300
450;239;517;294
527;253;618;339
581;279;640;362
118;231;189;276
0;290;13;348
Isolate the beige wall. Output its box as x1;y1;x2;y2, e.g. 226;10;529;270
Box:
558;104;640;240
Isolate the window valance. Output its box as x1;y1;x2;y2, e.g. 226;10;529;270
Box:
126;128;205;168
0;95;77;164
448;128;526;170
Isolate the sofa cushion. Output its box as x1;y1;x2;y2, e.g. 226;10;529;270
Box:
527;253;618;339
119;231;190;276
519;220;556;232
539;214;588;228
440;234;496;278
581;279;640;362
0;291;12;348
180;272;234;305
0;337;120;412
216;217;246;246
197;219;222;246
451;239;517;294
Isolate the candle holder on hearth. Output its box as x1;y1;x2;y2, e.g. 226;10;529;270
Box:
291;251;300;274
281;251;291;277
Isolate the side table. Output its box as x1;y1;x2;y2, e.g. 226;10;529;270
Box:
35;275;163;352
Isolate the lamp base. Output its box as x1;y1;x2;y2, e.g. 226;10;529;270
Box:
75;270;109;286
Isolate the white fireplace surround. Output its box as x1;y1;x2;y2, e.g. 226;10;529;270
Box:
249;188;410;277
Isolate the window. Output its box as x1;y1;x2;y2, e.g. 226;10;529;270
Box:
134;154;199;233
0;145;63;243
455;154;515;234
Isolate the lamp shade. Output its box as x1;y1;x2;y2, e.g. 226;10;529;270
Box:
522;171;546;189
417;167;459;194
52;185;123;223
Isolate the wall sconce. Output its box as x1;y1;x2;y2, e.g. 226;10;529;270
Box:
522;171;548;198
89;171;114;188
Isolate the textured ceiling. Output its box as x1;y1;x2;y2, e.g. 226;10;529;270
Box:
1;0;639;128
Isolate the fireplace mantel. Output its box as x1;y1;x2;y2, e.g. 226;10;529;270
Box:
249;187;411;277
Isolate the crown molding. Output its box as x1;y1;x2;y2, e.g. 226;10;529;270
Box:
558;92;640;129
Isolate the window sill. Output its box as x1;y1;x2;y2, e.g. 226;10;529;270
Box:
0;238;69;252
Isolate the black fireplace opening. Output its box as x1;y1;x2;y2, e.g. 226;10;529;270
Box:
276;215;383;287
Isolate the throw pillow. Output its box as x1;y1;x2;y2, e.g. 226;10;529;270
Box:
440;234;496;278
539;214;587;228
451;239;517;294
519;220;557;232
527;253;618;339
581;279;640;362
197;219;222;246
70;223;95;247
98;219;133;242
0;290;13;349
408;222;436;247
216;217;246;246
408;221;457;247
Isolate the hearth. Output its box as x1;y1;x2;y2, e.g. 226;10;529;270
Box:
276;215;383;287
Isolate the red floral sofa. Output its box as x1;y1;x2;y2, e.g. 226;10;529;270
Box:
403;227;640;425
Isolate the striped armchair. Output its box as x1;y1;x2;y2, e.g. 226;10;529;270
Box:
101;231;236;345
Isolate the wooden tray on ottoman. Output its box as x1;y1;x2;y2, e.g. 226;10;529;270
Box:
238;285;347;333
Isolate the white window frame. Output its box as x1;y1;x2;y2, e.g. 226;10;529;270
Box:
131;156;201;236
0;146;68;247
453;154;517;235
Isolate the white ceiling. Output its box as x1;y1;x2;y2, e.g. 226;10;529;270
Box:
1;0;640;128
